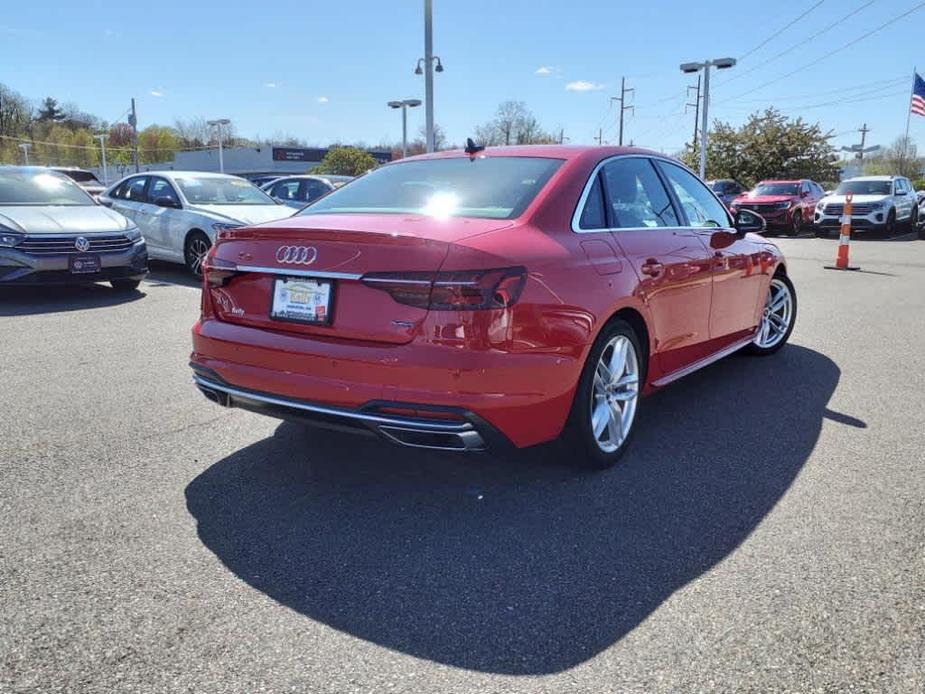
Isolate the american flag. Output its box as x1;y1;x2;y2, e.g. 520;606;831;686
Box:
912;72;925;117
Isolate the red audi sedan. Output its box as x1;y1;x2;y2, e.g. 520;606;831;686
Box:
190;146;795;468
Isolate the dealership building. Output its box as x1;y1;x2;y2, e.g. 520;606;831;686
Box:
95;145;392;183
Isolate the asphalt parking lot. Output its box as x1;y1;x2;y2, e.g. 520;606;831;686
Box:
2;233;924;693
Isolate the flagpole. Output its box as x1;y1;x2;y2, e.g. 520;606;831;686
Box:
902;65;915;174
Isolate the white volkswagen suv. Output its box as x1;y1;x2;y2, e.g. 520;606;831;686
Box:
813;175;918;237
100;172;294;274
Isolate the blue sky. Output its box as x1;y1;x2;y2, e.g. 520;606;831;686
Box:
2;0;924;154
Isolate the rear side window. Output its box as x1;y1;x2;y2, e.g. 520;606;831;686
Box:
601;158;679;229
271;180;300;201
578;175;606;229
657;162;731;228
304;180;331;202
116;177;148;201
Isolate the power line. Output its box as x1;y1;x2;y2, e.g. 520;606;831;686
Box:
737;0;827;61
718;0;925;104
733;76;906;103
719;1;876;86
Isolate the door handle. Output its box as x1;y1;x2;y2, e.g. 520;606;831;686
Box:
640;259;664;277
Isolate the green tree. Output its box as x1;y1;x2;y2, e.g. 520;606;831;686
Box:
312;146;378;176
36;97;65;122
138;124;180;164
683;108;838;186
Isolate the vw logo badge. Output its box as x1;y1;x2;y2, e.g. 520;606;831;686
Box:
74;236;90;252
276;245;318;265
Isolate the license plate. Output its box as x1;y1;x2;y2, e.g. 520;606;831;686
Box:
69;255;101;274
270;277;333;325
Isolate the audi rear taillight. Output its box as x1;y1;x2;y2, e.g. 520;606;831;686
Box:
202;256;239;288
362;267;527;310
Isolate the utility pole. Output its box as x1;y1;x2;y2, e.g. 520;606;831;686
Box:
19;142;31;165
610;77;634;146
96;134;109;185
129;98;139;173
686;75;702;150
857;123;870;158
558;127;566;144
594;128;604;145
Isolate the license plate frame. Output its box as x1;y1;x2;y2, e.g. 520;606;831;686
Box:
269;276;334;326
69;255;102;274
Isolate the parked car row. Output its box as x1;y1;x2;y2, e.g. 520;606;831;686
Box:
721;175;922;237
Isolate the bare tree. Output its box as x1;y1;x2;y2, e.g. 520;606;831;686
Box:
474;101;555;146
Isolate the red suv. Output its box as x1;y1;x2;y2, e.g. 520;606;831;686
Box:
730;179;824;236
190;146;795;468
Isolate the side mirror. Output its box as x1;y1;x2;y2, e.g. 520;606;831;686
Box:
801;190;810;198
734;208;766;235
98;196;114;208
154;196;181;209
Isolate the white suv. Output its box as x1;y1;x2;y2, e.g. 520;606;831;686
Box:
813;175;918;237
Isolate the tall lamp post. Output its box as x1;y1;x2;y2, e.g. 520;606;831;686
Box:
96;134;109;185
680;57;736;179
207;118;231;173
414;0;444;153
388;99;422;158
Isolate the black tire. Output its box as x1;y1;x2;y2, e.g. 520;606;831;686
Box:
884;209;896;237
184;231;211;276
561;319;644;470
744;273;797;356
111;279;141;291
786;209;801;236
907;204;917;232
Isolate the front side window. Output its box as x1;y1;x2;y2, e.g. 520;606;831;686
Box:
123;177;149;201
299;156;563;220
601;158;678;229
658;162;731;228
174;176;275;205
0;171;94;206
304;180;331;202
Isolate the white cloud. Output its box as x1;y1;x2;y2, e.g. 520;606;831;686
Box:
565;80;604;92
535;66;553;76
316;96;329;104
149;89;164;97
265;82;277;88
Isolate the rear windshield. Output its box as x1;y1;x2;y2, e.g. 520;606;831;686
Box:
57;170;102;185
753;183;799;195
836;180;891;196
0;171;94;206
298;156;564;220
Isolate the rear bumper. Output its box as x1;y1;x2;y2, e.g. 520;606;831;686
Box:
191;367;506;451
0;242;148;285
190;317;582;448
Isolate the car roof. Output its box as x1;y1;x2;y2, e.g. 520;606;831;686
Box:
846;175;896;181
757;179;802;184
403;144;669;163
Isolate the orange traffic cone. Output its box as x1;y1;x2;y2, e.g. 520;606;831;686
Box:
824;192;860;271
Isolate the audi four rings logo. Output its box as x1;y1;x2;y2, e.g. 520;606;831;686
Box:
276;246;318;265
74;236;90;252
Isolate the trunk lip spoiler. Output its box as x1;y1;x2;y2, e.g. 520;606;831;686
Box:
233;264;362;280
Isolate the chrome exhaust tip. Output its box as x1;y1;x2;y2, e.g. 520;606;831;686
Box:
378;425;485;452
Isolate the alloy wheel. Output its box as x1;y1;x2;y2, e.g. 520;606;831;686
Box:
187;236;211;276
754;278;794;350
590;335;640;453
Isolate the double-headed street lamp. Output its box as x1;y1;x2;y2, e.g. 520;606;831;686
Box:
680;57;736;179
388;99;423;158
207;118;231;173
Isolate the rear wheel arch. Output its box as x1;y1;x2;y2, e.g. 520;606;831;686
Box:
601;307;651;383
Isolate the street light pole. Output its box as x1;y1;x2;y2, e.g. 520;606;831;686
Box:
680;57;736;179
19;143;31;165
207;118;231;173
423;0;434;153
388;99;422;158
96;134;109;185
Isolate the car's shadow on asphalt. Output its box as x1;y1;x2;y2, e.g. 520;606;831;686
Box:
143;260;201;289
185;344;846;675
0;283;144;316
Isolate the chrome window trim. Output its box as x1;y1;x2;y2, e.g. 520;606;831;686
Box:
571;153;732;233
235;265;362;280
